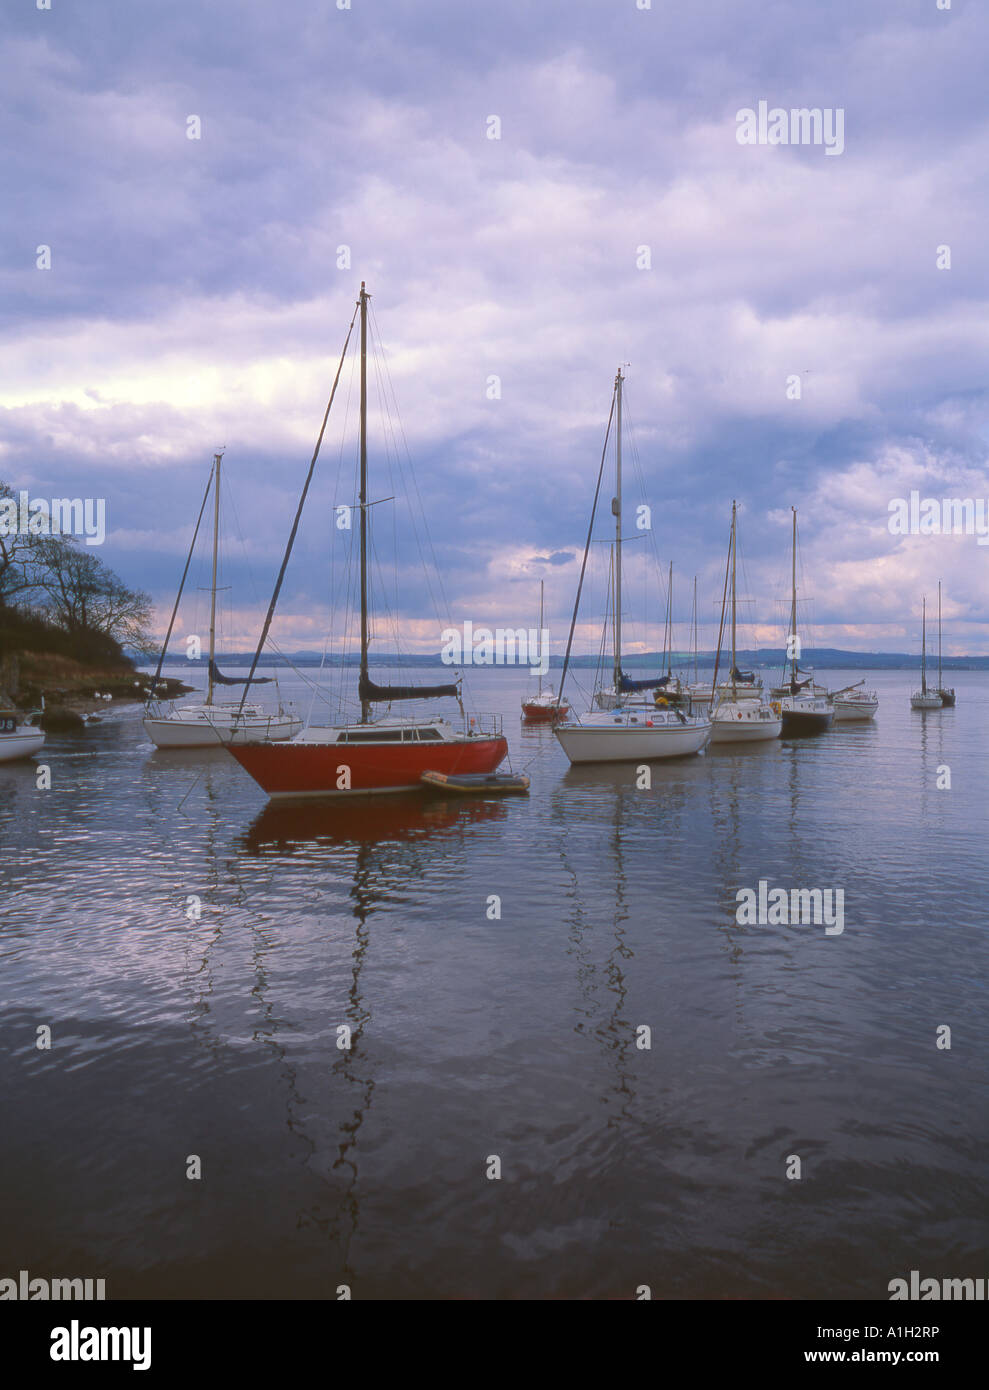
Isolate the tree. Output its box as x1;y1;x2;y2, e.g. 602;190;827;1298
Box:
33;538;154;656
0;482;44;607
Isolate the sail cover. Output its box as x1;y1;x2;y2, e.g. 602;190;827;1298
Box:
619;671;668;692
730;665;756;684
209;660;273;686
359;674;459;703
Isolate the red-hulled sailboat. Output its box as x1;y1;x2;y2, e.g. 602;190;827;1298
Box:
520;580;568;723
228;283;507;799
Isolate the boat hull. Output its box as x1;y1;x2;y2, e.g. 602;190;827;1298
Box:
229;734;508;799
710;715;782;743
420;770;529;795
521;702;568;723
832;700;878;722
143;714;303;748
0;727;45;762
554;720;711;764
938;689;956;707
910;694;942;710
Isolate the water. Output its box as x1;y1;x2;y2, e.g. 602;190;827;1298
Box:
1;666;986;1299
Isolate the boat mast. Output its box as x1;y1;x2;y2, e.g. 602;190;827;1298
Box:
692;575;698;684
538;579;544;697
730;500;737;689
612;368;623;692
359;282;371;724
937;579;942;689
666;561;673;676
790;506;798;687
921;595;927;694
207;450;222;706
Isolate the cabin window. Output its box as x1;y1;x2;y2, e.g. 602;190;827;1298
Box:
339;729;405;743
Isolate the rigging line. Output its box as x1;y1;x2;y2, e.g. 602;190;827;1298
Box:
368;304;453;642
519;736;558;774
237;301;359;719
367;323;402;631
149;467;214;699
254;630;357;711
308;634;330;725
594;546;613;695
710;511;733;699
621;389;668;630
327;346;358;713
558;384;618;714
368;309;471;713
224;473;263;605
567;670;596;712
223;472;287;693
365;319;433;654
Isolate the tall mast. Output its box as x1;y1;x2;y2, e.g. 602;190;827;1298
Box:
538;579;544;696
667;561;673;676
730;500;737;686
692;575;698;684
921;595;927;694
207;450;222;706
937;579;942;688
359;282;370;724
612;368;623;691
790;506;798;685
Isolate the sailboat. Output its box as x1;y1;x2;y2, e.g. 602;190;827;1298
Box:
709;502;781;743
521;581;568;722
831;680;879;721
143;452;303;749
936;580;955;706
685;573;711;706
771;507;833;734
655;562;693;708
910;596;942;709
228;283;508;799
553;368;711;765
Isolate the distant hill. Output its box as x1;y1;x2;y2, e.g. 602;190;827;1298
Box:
135;646;989;672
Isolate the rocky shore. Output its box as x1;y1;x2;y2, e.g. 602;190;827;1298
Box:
0;651;194;731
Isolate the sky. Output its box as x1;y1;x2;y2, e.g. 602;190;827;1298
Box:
2;0;988;659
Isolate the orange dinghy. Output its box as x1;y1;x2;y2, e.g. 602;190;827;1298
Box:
420;770;529;795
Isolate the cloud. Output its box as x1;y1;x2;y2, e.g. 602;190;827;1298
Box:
2;0;988;652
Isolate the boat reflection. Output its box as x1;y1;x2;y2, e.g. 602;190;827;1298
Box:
705;738;783;761
558;757;707;794
144;746;231;771
548;770;645;1127
238;792;509;855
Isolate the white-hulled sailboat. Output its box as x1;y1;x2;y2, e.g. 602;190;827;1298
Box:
554;368;711;765
143;452;303;748
831;681;879;721
709;502;781;743
771;507;833;734
910;596;942;709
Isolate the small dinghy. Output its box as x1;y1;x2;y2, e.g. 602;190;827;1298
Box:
420;770;529;795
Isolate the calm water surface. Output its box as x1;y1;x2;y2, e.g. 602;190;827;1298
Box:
1;666;987;1299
